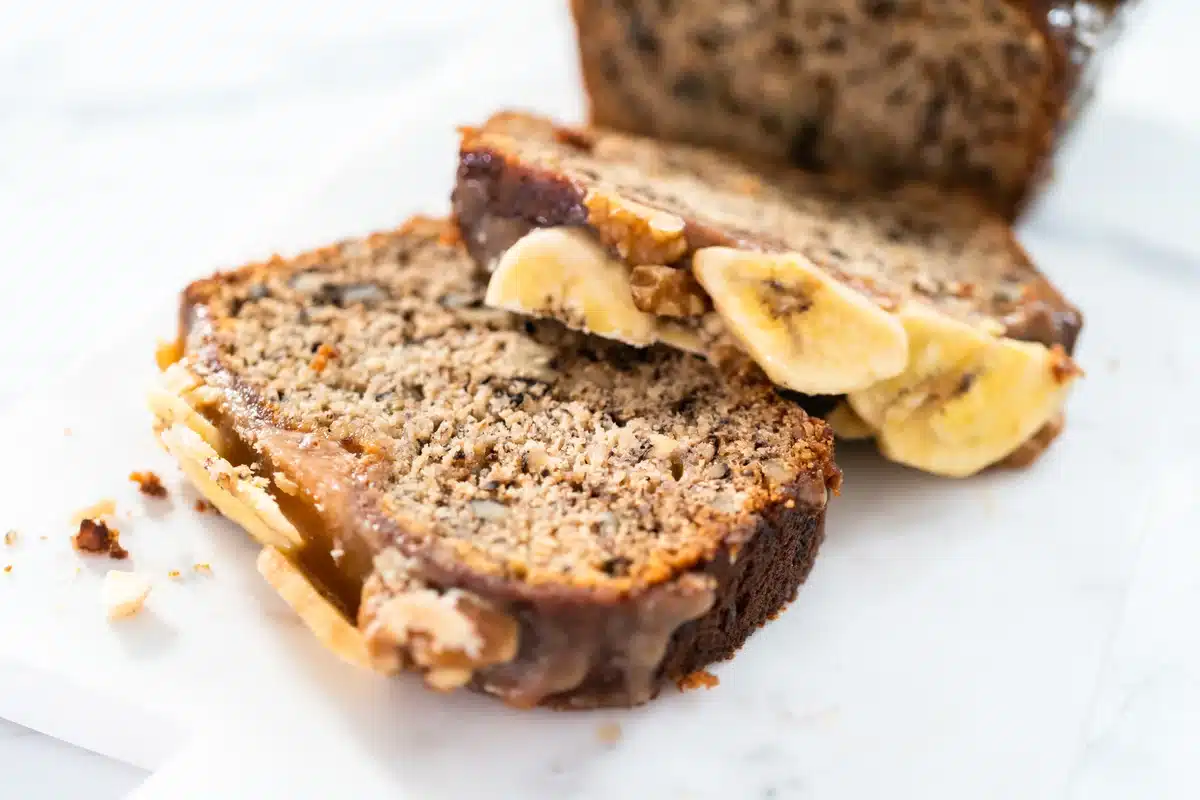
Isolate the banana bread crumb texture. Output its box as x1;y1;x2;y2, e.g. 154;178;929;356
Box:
175;218;838;707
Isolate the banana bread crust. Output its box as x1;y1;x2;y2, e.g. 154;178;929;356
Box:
174;217;838;708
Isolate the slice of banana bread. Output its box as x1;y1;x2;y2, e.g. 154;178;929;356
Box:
453;111;1082;477
569;0;1131;217
152;217;839;709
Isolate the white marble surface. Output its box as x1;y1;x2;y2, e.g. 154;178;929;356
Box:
1;0;1198;797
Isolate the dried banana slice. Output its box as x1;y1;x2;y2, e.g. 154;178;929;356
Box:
158;424;303;553
257;546;374;671
692;247;908;394
147;362;222;450
486;227;659;346
847;305;1080;478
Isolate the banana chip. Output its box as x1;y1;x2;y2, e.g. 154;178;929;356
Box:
692;247;908;394
848;305;1079;477
257;546;373;670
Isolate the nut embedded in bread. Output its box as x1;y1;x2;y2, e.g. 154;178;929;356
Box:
153;217;839;709
453;111;1083;476
569;0;1131;217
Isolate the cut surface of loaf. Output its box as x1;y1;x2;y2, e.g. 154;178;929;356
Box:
570;0;1129;217
155;217;839;708
454;111;1083;477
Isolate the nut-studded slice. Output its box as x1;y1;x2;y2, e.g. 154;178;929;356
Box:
454;111;1086;475
257;546;373;670
847;306;1081;478
692;248;908;394
485;227;660;346
160;216;837;708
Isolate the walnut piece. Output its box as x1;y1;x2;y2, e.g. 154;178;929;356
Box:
365;587;520;690
584;190;688;266
629;265;708;317
129;471;168;498
73;519;128;560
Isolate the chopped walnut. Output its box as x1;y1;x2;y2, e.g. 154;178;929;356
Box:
73;519;128;560
365;588;519;686
129;471;168;498
584;190;688;265
629;265;709;317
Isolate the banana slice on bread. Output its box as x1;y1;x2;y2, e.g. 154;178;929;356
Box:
481;227;1080;477
847;306;1080;477
692;248;908;394
456;111;1085;476
486;227;660;346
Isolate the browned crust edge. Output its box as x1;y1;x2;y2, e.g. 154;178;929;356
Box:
176;218;836;708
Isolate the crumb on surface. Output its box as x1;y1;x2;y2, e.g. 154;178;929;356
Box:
193;499;211;513
129;471;168;498
63;428;72;436
596;721;622;744
3;565;11;574
71;499;116;525
73;519;129;560
4;530;16;546
193;562;212;575
103;570;151;620
168;570;181;580
676;669;719;692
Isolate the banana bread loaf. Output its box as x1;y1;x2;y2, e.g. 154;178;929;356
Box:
151;217;839;709
453;111;1083;477
569;0;1131;217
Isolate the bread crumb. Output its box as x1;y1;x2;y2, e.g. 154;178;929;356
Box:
193;562;212;575
193;499;211;513
4;530;16;546
596;721;622;744
676;669;719;692
129;471;168;498
167;570;181;580
103;570;151;619
73;519;129;560
3;565;11;574
71;499;116;525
